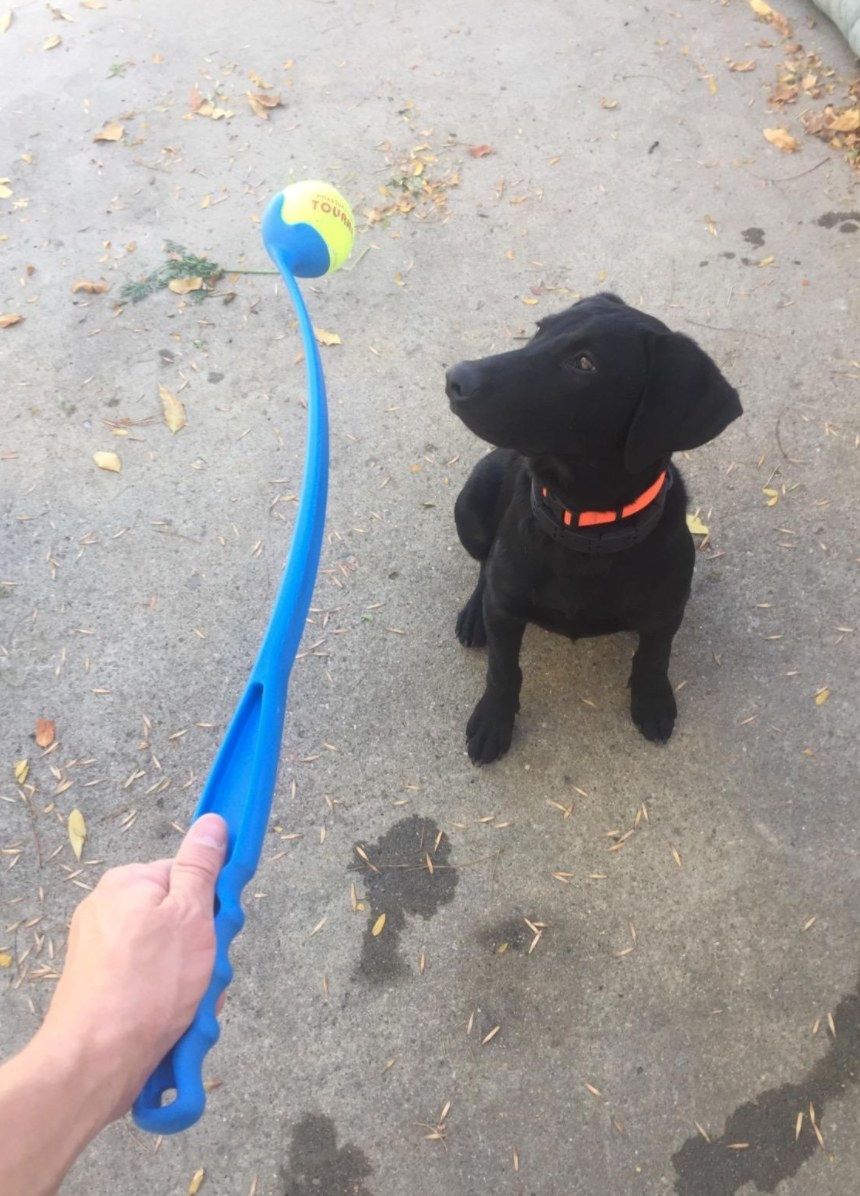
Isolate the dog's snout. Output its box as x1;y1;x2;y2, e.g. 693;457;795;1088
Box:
446;361;480;403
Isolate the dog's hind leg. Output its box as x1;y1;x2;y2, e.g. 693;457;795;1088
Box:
455;566;487;647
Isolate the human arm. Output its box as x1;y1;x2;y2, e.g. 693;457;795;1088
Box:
0;813;227;1196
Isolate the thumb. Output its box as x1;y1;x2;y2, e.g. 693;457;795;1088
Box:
169;814;228;914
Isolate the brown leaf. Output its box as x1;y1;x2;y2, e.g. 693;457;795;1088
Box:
93;451;122;472
68;808;87;861
93;121;124;142
246;91;282;119
189;83;205;112
248;70;273;90
729;59;757;72
763;127;800;152
167;276;203;294
830;108;860;133
35;718;56;747
71;278;109;294
0;313;24;328
159;384;187;433
468;144;496;158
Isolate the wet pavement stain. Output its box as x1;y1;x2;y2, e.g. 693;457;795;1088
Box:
672;976;860;1194
281;1113;375;1196
817;210;860;231
349;815;458;984
742;227;766;248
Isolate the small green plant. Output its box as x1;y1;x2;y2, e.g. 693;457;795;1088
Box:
120;242;224;304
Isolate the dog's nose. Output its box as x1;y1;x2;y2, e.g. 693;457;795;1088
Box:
446;361;480;403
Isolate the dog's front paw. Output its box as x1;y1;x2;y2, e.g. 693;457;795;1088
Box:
630;677;677;744
466;693;516;764
456;591;486;648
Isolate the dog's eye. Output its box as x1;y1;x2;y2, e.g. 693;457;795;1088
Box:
565;353;595;372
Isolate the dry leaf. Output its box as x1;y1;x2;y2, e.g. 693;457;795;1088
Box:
372;913;386;936
0;313;24;328
246;91;282;119
600;96;619;109
13;760;29;784
71;278;109;294
189;83;205;111
0;11;12;33
188;1169;205;1196
0;183;12;199
468;144;496;158
159;384;187;433
0;952;12;968
93;451;122;472
764;127;799;152
35;718;56;747
314;328;341;347
81;0;107;8
94;122;124;142
168;276;203;294
814;688;830;706
704;215;718;236
762;486;779;506
749;0;773;13
686;513;709;536
830;108;860;133
730;59;757;71
43;34;62;49
68;808;87;861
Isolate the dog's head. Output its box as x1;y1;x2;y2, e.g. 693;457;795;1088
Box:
446;293;742;472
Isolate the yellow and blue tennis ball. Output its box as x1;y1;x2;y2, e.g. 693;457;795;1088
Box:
262;180;355;278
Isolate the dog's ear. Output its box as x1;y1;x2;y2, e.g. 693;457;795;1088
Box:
624;330;742;473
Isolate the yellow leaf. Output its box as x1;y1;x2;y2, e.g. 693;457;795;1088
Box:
830;108;860;133
159;384;187;433
208;106;232;120
167;276;203;294
188;1169;205;1195
371;913;386;937
393;272;405;287
763;127;800;153
600;96;619;110
0;952;12;968
81;0;107;7
762;487;779;506
93;451;122;472
71;278;109;294
0;312;24;328
43;34;62;49
704;215;718;236
246;91;282;119
757;255;775;267
200;194;211;208
730;59;757;72
686;513;709;536
814;688;830;706
0;184;12;199
13;760;29;784
35;718;56;747
706;75;718;95
314;328;341;347
93;121;124;142
749;0;773;14
68;808;87;861
0;11;12;33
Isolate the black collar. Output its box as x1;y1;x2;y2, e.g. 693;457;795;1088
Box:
530;468;673;556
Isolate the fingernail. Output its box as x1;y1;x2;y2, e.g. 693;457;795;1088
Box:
192;815;227;849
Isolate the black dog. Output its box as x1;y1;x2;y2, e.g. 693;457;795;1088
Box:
446;293;741;765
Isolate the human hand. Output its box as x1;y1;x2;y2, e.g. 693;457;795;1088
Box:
39;813;228;1128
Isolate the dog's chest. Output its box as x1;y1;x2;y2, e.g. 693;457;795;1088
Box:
530;555;622;624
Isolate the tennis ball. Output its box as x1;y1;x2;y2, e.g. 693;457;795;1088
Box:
262;180;355;278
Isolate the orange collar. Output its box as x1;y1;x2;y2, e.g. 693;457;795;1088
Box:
539;470;668;529
530;469;672;555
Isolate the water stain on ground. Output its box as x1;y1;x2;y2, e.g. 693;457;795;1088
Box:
349;814;458;984
672;975;860;1194
817;210;860;232
741;227;766;248
281;1113;375;1196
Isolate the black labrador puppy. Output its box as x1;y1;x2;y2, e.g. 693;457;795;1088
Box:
446;293;741;765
